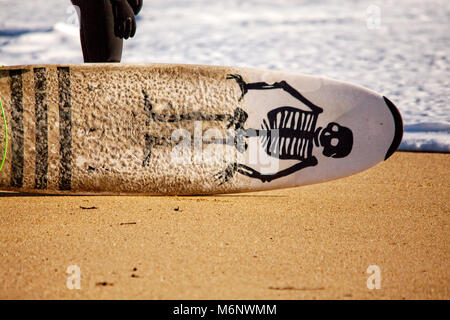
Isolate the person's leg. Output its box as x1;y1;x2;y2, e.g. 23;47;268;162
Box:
73;0;123;62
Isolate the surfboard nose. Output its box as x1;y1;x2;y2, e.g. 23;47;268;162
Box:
382;96;403;160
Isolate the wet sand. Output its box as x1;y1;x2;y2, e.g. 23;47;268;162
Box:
0;152;448;299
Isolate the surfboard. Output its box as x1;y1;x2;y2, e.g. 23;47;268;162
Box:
0;63;403;195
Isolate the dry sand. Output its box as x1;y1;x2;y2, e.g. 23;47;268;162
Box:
0;152;448;299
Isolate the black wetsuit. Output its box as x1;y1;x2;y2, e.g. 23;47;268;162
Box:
71;0;143;62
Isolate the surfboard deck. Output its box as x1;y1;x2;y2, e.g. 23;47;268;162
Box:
0;63;402;195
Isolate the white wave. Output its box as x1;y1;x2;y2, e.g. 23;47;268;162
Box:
401;132;450;152
400;121;449;152
53;22;79;37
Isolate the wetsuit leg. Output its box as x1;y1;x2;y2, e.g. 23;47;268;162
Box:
71;0;123;62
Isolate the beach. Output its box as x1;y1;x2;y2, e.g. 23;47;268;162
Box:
0;151;448;299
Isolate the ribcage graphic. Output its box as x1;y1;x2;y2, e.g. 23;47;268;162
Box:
260;107;318;160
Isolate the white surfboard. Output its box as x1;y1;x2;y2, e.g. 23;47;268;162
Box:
0;63;403;195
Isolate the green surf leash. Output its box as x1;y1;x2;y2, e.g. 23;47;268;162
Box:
0;95;7;172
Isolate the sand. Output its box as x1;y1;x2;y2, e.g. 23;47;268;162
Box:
0;151;448;300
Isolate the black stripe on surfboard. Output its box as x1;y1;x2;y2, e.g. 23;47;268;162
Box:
34;68;48;189
58;67;72;191
9;69;24;188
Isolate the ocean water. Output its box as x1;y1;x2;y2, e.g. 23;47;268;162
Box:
0;0;448;152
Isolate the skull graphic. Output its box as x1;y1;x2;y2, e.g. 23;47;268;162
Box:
319;122;353;158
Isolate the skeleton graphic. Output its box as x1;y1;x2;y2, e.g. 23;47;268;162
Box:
141;74;353;184
213;74;354;184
